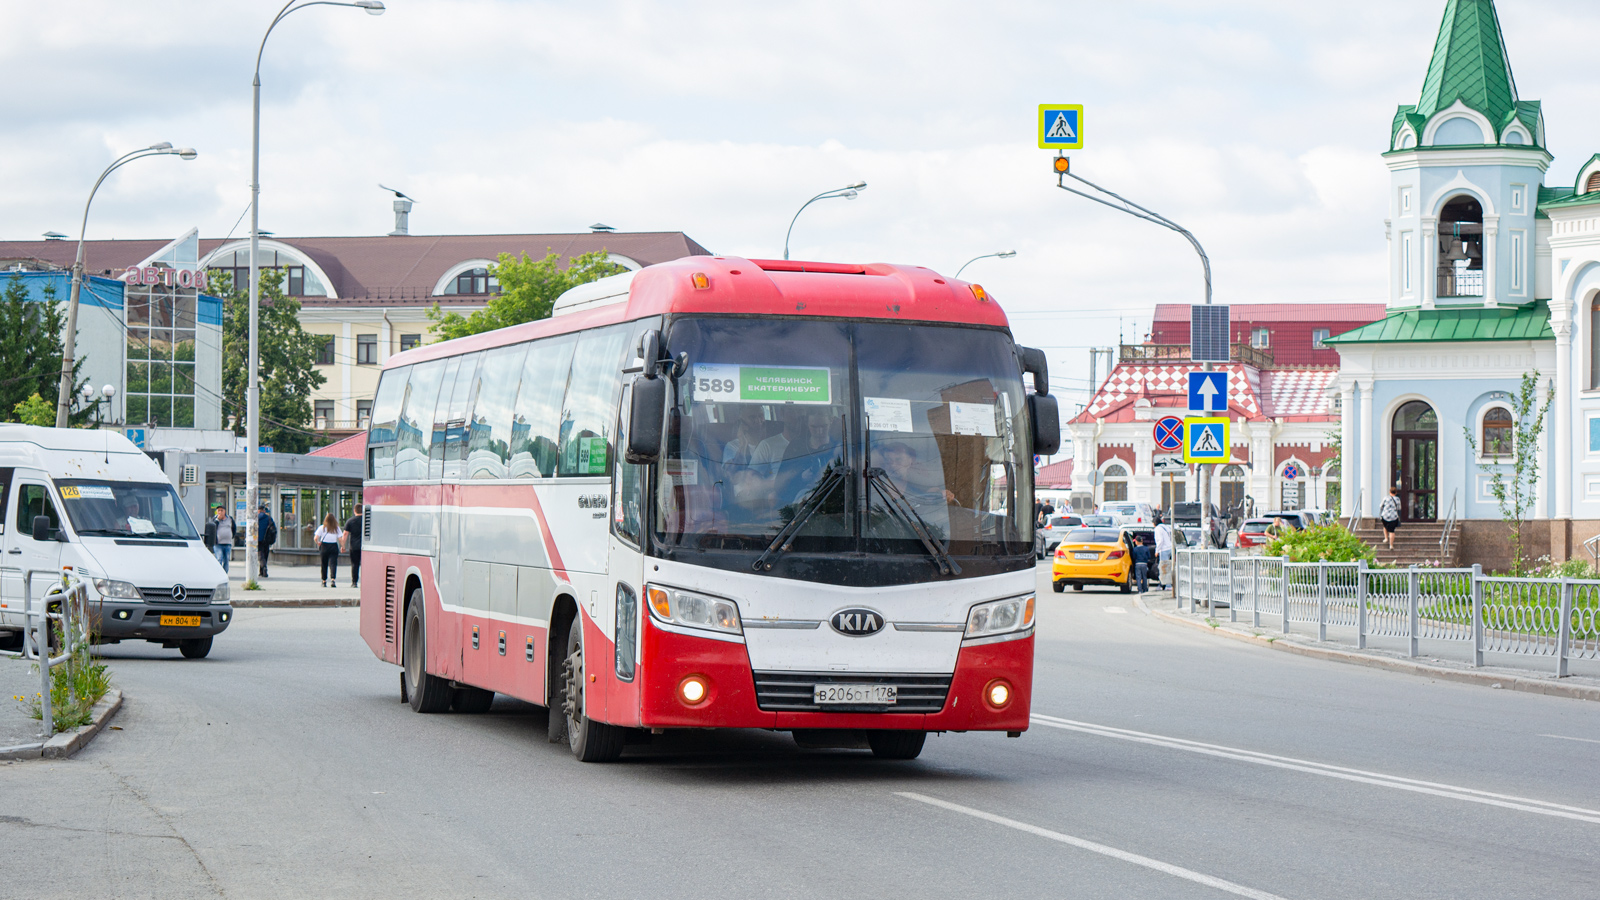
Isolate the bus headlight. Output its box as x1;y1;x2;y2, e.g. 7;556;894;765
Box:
93;579;142;600
645;584;742;635
964;594;1035;639
212;584;230;605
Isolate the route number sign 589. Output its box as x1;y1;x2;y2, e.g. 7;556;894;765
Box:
698;376;736;396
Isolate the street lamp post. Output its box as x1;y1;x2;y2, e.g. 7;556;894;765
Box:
245;0;384;587
54;144;197;427
954;250;1017;280
783;181;866;260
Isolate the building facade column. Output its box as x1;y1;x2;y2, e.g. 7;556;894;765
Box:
1483;216;1499;307
1421;218;1438;309
1555;321;1573;519
1358;380;1375;519
1340;383;1356;518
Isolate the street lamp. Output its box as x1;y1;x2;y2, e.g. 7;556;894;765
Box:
54;144;197;427
245;0;385;586
954;250;1017;280
783;181;866;260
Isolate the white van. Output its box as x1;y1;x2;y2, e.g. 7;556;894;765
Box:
0;426;232;659
1097;501;1155;526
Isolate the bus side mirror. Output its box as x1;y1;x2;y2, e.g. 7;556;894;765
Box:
1018;346;1049;395
639;330;663;376
626;374;668;463
1028;394;1061;456
31;515;52;543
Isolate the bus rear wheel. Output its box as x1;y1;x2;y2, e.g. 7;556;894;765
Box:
561;618;625;762
404;591;452;713
867;730;926;760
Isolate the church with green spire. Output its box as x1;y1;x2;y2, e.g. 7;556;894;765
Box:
1327;0;1600;564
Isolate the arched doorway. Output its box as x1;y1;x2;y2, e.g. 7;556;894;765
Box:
1219;465;1246;519
1391;401;1438;521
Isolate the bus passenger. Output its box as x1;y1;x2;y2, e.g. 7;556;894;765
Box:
774;412;841;509
879;441;956;505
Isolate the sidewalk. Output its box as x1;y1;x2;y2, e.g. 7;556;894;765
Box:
228;562;360;607
2;654;46;749
1135;587;1600;702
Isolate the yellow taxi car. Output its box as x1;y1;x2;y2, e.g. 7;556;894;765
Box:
1050;525;1165;593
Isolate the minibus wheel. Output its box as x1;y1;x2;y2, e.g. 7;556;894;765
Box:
404;590;452;713
867;730;926;760
561;618;625;762
179;637;212;659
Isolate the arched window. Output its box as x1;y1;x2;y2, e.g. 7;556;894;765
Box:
1591;295;1600;390
1482;406;1514;457
441;267;499;296
1437;195;1484;298
1102;463;1128;502
1324;464;1341;511
1586;171;1600;194
1219;464;1245;516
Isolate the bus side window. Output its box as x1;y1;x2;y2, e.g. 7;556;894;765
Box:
558;325;631;477
466;344;528;479
367;366;411;481
613;386;643;546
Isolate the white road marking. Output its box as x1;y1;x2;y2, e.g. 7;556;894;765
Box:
1102;607;1129;614
1541;733;1600;746
895;792;1290;900
1032;714;1600;825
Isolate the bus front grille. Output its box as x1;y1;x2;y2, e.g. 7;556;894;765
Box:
752;671;951;713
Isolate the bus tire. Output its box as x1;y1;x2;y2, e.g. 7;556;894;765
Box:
452;686;494;714
561;617;625;762
179;637;212;659
867;730;926;760
404;591;452;713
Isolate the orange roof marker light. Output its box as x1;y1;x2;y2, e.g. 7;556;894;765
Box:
691;272;711;290
969;284;990;303
1053;155;1070;174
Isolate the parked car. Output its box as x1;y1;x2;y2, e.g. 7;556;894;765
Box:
1036;514;1084;559
1235;516;1301;550
1262;510;1317;531
1081;514;1116;528
1097;502;1155;526
1297;508;1335;527
1051;524;1170;593
0;425;232;659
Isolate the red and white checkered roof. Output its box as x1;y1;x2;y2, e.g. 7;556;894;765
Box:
1073;362;1337;424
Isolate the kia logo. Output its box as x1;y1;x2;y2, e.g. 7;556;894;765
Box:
829;607;885;637
171;584;187;602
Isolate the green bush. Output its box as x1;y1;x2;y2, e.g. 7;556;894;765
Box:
1264;524;1376;564
1517;556;1600;579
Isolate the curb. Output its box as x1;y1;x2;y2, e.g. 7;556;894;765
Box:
232;598;359;608
1132;595;1600;703
1;689;123;761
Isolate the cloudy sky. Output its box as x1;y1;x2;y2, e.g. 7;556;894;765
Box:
6;0;1600;408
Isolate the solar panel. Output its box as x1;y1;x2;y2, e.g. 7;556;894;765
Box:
1190;304;1230;363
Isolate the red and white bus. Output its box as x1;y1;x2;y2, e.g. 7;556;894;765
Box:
358;256;1060;761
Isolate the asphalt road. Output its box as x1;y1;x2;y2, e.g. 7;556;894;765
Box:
4;565;1598;900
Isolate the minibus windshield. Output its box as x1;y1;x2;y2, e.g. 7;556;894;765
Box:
55;480;200;540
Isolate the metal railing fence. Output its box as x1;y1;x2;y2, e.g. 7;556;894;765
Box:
0;571;91;738
1172;549;1598;677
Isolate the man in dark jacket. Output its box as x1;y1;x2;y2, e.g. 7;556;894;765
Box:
1130;534;1155;594
202;506;236;574
342;504;363;589
257;504;277;578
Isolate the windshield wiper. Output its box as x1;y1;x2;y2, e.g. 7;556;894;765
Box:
865;467;961;576
752;463;849;572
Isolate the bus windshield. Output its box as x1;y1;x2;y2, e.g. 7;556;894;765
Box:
55;479;200;540
653;317;1033;570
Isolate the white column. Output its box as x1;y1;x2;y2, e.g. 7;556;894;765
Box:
1340;383;1356;517
1358;381;1375;519
340;321;353;429
1483;216;1498;307
1555;321;1573;519
1421;218;1438;309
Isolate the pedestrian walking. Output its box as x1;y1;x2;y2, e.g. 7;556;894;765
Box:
342;504;363;589
1379;487;1402;551
202;506;236;574
1153;516;1174;589
314;513;344;587
256;504;277;578
1130;534;1155;593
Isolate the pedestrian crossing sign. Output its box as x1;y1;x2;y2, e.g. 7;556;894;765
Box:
1183;417;1229;463
1038;104;1083;149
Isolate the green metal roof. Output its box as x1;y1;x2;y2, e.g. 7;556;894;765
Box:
1324;301;1552;345
1391;0;1540;149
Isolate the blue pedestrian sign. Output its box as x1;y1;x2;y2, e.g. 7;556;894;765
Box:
1038;104;1083;150
1187;371;1228;413
1183;417;1229;464
1152;416;1184;452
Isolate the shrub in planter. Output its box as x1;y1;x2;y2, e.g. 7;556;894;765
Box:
1265;524;1376;564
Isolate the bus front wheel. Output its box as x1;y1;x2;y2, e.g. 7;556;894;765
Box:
561;618;625;762
404;591;452;713
867;730;926;760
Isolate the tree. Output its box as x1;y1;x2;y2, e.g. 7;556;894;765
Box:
13;393;54;426
427;250;625;341
215;269;327;454
1463;371;1553;574
0;275;88;425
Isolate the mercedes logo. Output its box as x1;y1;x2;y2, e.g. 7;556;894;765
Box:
171;583;187;602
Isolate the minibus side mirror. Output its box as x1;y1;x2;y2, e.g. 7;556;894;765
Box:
31;515;52;543
1028;394;1061;456
626;374;668;463
1018;346;1049;396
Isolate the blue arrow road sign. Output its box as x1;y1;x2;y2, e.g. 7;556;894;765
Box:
1188;371;1228;413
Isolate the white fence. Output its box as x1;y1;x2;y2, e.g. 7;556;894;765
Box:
1173;550;1600;678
